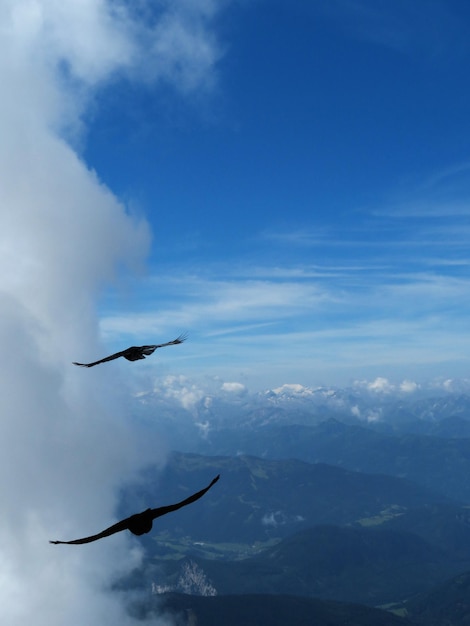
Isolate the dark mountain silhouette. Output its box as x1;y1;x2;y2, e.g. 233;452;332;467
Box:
72;333;187;367
193;420;470;501
119;452;451;546
405;570;470;625
117;451;470;615
50;475;218;545
392;414;470;438
135;592;417;626
381;502;470;561
149;525;466;607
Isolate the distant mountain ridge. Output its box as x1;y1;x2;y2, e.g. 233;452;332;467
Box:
192;420;470;501
405;571;470;625
121;381;470;623
134;592;417;626
148;524;468;606
119;451;452;545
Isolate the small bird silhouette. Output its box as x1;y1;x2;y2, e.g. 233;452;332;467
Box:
73;333;187;368
50;474;219;545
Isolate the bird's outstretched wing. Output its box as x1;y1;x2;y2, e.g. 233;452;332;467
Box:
149;332;188;351
49;517;132;545
72;333;188;368
72;350;128;368
150;474;220;520
50;474;219;545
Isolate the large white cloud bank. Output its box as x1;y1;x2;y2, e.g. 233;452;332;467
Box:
0;0;223;623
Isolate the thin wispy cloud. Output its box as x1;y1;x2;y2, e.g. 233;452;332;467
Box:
144;4;223;92
316;0;467;58
98;247;470;388
419;160;470;192
99;155;470;383
100;275;337;337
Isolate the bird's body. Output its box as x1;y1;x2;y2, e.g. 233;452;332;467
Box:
126;509;154;536
50;474;219;545
73;333;187;368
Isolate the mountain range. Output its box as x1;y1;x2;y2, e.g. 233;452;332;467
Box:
133;592;417;626
134;379;470;439
117;380;470;624
119;451;453;545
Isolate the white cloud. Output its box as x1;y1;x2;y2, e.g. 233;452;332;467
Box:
428;377;470;393
261;511;287;528
261;510;304;528
155;374;207;411
361;377;394;393
272;383;313;397
145;3;222;93
0;1;226;624
221;381;246;394
355;377;419;395
400;380;419;393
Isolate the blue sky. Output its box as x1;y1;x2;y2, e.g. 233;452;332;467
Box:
80;0;470;388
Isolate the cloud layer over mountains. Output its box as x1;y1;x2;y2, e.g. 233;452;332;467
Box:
136;374;470;436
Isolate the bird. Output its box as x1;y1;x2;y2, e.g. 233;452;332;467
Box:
50;474;219;545
72;333;187;368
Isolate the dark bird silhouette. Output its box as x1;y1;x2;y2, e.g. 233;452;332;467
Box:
50;474;219;545
72;333;187;367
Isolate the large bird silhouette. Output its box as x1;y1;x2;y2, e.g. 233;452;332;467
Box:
50;474;219;545
73;333;187;368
